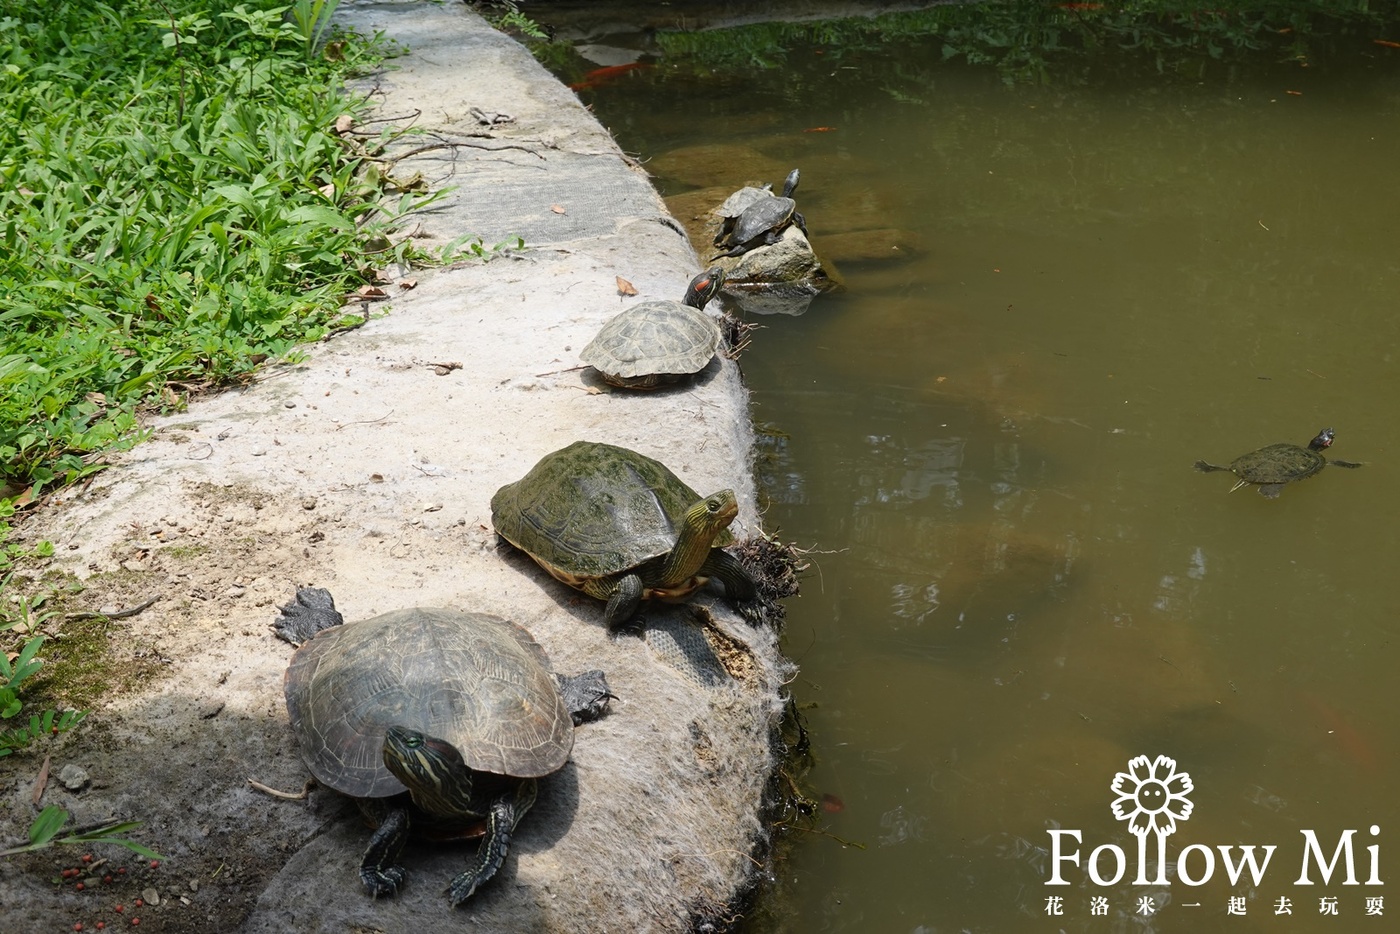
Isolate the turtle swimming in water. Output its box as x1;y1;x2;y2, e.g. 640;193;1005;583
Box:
1193;427;1362;498
491;441;757;630
711;168;807;259
579;267;725;389
275;587;612;906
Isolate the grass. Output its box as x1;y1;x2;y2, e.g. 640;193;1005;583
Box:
0;0;414;501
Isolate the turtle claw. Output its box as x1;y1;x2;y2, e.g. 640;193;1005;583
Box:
360;864;407;899
446;871;484;908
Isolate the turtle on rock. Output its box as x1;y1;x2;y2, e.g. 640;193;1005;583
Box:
1193;427;1362;498
491;441;757;630
580;267;725;389
712;183;773;247
275;587;613;906
711;167;807;259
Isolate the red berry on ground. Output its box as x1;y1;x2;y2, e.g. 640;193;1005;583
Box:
114;904;124;913
131;920;140;927
149;860;160;869
117;867;127;875
104;875;113;883
76;882;85;891
74;924;83;932
82;854;93;863
134;899;143;908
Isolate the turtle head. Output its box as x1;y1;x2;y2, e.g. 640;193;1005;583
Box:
780;167;800;198
685;489;739;542
383;726;475;816
1308;428;1336;451
684;267;726;310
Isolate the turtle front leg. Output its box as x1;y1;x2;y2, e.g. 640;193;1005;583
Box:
700;548;757;604
359;805;410;899
793;210;809;238
447;779;538;907
601;573;645;630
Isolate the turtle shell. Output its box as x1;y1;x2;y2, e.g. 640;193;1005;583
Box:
491;441;733;585
1229;443;1326;484
579;302;721;385
729;194;795;245
716;185;773;219
284;607;572;799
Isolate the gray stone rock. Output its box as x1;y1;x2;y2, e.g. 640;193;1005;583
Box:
58;764;90;791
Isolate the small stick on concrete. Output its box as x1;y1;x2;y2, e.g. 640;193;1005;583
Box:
247;778;316;801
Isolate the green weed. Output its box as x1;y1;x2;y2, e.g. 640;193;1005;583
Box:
0;0;400;497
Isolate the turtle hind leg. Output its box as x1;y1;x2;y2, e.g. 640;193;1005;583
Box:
1330;459;1364;469
556;669;614;724
1257;483;1286;499
710;241;751;260
359;806;410;899
273;587;345;646
446;780;537;907
1193;460;1230;473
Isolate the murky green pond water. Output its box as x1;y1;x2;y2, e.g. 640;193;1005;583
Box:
542;9;1400;932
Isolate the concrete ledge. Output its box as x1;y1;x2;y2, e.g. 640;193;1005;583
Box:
3;4;788;932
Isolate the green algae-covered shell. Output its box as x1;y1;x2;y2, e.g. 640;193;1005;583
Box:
491;441;733;586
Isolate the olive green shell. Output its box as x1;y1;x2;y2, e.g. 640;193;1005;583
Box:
284;608;572;799
579;302;721;385
1227;443;1327;484
491;441;733;585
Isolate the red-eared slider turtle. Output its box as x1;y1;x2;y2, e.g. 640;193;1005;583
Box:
712;183;773;247
491;441;757;630
1193;427;1362;498
275;588;612;906
579;268;725;389
712;168;808;259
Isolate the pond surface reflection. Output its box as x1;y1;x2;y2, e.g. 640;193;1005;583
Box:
548;11;1400;931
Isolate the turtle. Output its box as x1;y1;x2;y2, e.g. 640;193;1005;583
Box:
711;167;808;259
491;441;758;630
274;587;613;906
579;267;725;389
1193;427;1362;498
712;183;773;247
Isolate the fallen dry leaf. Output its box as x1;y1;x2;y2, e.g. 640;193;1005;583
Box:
33;753;51;806
355;285;388;299
616;276;638;297
551;204;567;215
333;114;355;135
399;279;418;290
